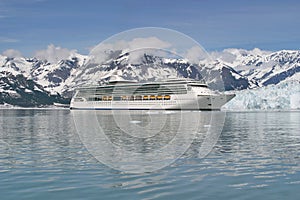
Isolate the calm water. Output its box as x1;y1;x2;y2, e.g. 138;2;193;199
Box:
0;109;299;200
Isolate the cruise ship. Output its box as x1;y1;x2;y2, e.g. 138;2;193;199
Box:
70;79;235;110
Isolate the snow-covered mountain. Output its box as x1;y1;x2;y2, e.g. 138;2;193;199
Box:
0;48;299;107
0;71;68;107
213;48;300;86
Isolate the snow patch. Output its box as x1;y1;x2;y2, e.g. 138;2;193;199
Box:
24;89;33;93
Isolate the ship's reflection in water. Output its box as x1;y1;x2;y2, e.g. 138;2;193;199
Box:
72;110;226;173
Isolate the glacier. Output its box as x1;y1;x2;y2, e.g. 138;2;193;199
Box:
223;81;300;110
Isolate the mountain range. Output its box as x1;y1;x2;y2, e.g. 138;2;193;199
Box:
0;48;299;107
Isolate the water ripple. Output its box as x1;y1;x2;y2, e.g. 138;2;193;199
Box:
0;110;300;199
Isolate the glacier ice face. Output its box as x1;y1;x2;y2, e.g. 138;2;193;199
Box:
290;93;300;109
223;81;300;110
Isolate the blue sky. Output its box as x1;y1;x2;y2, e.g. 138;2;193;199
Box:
0;0;299;56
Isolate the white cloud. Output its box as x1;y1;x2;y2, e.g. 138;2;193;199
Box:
89;37;171;64
127;37;171;51
210;50;237;63
185;46;209;64
2;49;22;58
0;36;19;43
34;44;77;63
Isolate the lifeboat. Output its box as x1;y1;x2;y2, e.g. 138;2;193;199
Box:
164;95;170;100
157;95;163;100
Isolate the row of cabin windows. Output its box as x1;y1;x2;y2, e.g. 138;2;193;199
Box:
89;95;171;101
82;86;187;95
